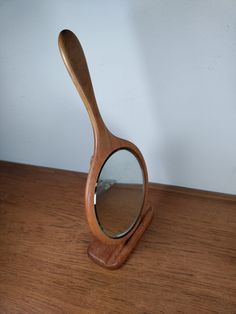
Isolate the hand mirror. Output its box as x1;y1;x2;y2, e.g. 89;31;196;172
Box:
58;30;153;269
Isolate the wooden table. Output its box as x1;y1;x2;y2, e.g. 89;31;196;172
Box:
0;161;235;313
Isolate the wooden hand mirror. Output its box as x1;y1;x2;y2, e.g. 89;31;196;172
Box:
58;30;153;269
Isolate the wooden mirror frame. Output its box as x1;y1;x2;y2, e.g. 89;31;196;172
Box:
58;30;153;269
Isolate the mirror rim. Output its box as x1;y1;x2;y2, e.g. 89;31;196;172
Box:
85;132;149;245
94;147;146;239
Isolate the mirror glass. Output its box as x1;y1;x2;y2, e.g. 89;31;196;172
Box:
95;149;145;238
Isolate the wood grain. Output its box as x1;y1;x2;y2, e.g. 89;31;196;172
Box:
0;161;236;313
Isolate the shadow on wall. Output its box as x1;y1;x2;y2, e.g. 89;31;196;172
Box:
131;1;196;186
130;1;236;193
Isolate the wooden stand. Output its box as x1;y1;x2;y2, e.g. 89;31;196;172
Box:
88;205;153;269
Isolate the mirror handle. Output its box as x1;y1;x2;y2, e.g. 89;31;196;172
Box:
58;30;106;134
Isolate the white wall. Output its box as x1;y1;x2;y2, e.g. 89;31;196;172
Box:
0;0;236;194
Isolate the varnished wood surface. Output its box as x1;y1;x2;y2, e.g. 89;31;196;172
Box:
0;161;236;313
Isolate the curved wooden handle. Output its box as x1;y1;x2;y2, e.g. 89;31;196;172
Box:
58;30;106;133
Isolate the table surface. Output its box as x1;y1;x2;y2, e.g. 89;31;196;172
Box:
0;161;235;314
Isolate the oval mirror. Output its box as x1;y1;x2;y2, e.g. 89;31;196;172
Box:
95;149;145;238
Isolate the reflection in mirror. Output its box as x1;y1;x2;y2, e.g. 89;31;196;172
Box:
95;149;144;238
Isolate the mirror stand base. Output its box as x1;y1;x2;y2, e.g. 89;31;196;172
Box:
87;205;154;270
